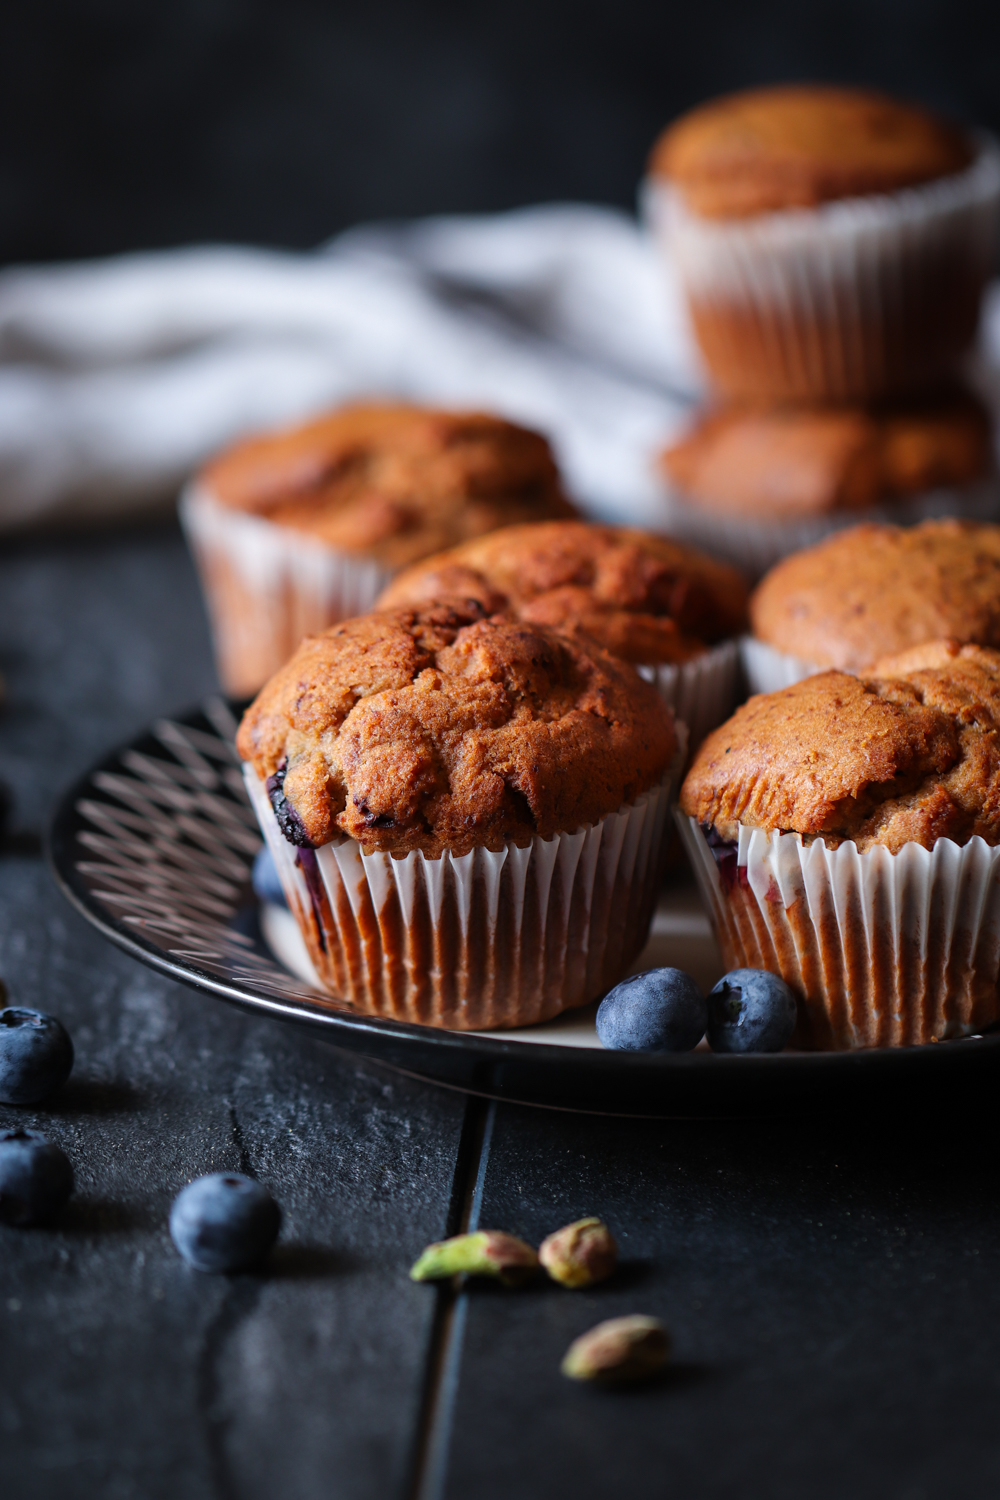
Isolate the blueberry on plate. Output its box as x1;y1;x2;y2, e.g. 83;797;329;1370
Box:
0;1007;74;1105
251;845;288;908
706;969;797;1053
596;968;707;1052
0;1129;74;1226
170;1173;282;1273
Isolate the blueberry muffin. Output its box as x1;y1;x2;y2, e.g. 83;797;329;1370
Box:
237;601;679;1029
646;85;1000;401
658;387;997;577
746;518;1000;691
182;403;575;696
679;641;1000;1048
661;387;992;520
377;520;749;744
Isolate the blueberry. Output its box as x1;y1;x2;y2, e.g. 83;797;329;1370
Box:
170;1173;281;1273
706;969;797;1053
0;1007;74;1104
251;845;287;908
596;968;707;1052
0;1129;74;1225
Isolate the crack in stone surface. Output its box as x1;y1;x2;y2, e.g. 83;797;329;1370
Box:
197;1276;266;1500
227;1102;255;1179
406;1096;494;1500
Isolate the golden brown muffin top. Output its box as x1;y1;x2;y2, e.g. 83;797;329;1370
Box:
681;641;1000;853
649;85;973;219
660;388;991;519
197;403;576;569
375;521;748;665
750;520;1000;670
237;602;677;858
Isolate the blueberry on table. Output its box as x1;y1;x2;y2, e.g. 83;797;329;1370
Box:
251;845;287;908
0;1007;74;1104
170;1173;281;1273
0;1129;74;1226
707;969;797;1053
596;969;707;1052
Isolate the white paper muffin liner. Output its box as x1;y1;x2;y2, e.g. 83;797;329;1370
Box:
643;139;1000;401
678;813;1000;1050
180;482;394;697
637;639;741;748
243;735;684;1030
654;473;1000;583
740;636;825;697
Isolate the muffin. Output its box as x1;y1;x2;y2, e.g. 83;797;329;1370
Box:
645;85;1000;401
376;521;749;745
237;601;680;1030
658;386;998;577
678;641;1000;1049
181;403;576;697
744;518;1000;693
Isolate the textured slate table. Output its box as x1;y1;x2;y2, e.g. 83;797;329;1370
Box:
3;520;1000;1500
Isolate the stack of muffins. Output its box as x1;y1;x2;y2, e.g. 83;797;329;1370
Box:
645;86;1000;576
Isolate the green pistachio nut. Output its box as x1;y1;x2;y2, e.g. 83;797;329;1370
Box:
409;1230;539;1286
539;1217;618;1288
561;1315;670;1384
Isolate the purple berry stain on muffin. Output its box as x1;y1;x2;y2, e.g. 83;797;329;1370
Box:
293;849;328;953
702;824;749;894
266;759;314;848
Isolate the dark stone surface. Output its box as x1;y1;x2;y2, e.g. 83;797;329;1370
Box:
443;1102;1000;1500
0;520;469;1499
0;861;467;1500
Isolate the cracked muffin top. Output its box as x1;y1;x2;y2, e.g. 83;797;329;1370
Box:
236;602;677;858
750;520;1000;670
681;641;1000;853
375;521;748;665
649;85;973;219
659;388;991;519
196;403;576;570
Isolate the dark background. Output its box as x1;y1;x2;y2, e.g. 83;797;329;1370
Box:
1;0;998;266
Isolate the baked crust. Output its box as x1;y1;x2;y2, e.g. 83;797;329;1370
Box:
649;85;973;219
237;602;677;857
680;641;1000;853
198;403;576;569
750;520;1000;670
375;521;748;665
659;389;990;519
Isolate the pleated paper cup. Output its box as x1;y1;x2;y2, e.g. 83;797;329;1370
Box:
244;742;683;1031
678;813;1000;1050
655;473;1000;583
643;139;1000;402
181;483;394;698
637;639;741;749
740;637;824;697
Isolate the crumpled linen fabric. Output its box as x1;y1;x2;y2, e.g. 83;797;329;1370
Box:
0;204;705;531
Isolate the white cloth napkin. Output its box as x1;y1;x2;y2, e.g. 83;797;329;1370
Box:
0;204;706;532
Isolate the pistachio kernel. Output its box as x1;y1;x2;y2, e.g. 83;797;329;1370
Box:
561;1315;670;1384
409;1230;539;1286
539;1217;617;1288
